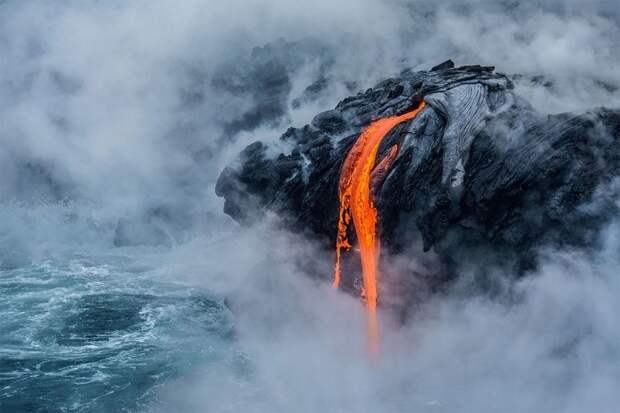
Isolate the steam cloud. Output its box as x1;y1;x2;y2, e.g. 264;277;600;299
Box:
1;0;619;412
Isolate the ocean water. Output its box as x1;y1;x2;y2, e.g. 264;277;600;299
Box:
0;250;236;413
1;206;618;413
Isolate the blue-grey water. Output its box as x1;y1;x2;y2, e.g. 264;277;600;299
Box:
0;251;235;413
1;208;619;413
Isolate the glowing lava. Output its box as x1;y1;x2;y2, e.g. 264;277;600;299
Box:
333;101;426;354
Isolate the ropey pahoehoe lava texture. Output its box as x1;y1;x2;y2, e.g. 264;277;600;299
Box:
216;61;620;288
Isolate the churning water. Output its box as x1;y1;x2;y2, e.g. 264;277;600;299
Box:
0;249;236;412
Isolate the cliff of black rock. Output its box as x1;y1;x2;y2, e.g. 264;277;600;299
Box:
216;60;620;288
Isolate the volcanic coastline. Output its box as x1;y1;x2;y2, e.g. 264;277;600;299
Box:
217;60;620;297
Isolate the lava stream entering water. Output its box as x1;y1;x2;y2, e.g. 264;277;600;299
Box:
333;101;426;355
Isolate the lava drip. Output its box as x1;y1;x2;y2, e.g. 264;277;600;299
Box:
333;100;426;354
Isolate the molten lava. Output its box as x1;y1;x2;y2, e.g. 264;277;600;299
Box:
333;101;426;354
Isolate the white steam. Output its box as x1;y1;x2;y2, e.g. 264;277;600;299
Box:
1;1;619;412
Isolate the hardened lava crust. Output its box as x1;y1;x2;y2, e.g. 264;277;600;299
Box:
216;60;620;282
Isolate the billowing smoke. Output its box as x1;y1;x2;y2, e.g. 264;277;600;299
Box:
1;0;618;412
152;217;620;412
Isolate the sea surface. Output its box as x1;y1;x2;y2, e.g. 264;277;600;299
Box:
0;250;236;413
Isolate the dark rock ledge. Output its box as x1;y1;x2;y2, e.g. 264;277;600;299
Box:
216;60;620;286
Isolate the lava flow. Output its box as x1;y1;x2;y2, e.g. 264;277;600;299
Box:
333;100;426;355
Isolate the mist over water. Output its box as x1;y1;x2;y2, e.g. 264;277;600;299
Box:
1;1;619;412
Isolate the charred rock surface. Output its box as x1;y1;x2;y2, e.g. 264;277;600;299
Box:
216;61;620;279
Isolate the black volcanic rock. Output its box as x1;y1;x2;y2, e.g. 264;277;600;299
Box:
216;63;620;282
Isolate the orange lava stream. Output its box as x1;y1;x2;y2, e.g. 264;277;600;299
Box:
333;101;426;355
